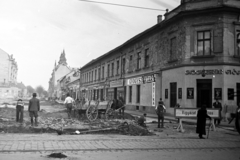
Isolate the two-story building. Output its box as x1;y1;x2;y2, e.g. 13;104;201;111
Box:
80;0;240;116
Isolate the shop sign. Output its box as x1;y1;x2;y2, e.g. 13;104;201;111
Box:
185;68;240;76
144;75;155;83
152;82;156;106
127;75;155;85
175;108;220;118
185;69;223;75
110;79;124;88
225;69;240;75
127;77;143;85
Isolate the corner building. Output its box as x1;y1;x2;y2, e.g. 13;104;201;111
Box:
80;0;240;116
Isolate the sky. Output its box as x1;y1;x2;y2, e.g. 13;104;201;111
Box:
0;0;180;90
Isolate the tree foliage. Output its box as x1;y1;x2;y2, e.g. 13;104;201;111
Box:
26;85;35;94
35;85;44;96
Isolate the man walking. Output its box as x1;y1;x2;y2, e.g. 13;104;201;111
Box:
213;98;222;125
16;99;24;123
64;93;75;119
28;93;40;126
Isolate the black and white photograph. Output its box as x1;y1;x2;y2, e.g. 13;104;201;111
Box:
0;0;240;159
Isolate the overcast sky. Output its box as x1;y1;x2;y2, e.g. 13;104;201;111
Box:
0;0;180;90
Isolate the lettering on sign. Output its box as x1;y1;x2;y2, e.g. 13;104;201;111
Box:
144;75;155;83
152;82;156;106
175;108;220;118
225;69;240;75
127;77;143;85
185;69;223;75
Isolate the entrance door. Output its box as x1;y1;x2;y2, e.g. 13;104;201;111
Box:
114;88;117;99
197;79;212;108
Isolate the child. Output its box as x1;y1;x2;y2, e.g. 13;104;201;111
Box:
16;99;24;123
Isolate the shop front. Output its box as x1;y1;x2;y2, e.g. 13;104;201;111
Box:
107;79;125;101
125;74;157;112
162;65;240;115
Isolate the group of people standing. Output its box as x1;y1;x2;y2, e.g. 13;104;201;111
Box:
16;93;40;127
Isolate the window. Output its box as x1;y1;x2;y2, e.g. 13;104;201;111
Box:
92;71;93;82
136;85;140;103
197;31;211;56
137;52;141;70
129;86;132;103
116;60;119;75
237;32;240;56
111;62;114;77
102;66;105;79
122;57;126;74
170;37;177;60
129;55;133;72
107;64;110;77
95;70;97;81
98;68;101;80
144;48;149;68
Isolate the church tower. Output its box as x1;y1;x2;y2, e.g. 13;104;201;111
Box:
58;49;67;65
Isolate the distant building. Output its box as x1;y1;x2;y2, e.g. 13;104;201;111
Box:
48;50;71;99
80;0;240;116
0;48;18;84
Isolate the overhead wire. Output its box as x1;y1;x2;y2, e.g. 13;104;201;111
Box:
78;0;167;11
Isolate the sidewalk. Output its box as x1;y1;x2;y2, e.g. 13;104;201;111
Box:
125;110;235;128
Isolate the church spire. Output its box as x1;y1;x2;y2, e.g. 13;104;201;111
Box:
58;49;67;65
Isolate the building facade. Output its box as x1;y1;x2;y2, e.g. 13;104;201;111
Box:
80;0;240;116
48;50;71;99
0;48;18;84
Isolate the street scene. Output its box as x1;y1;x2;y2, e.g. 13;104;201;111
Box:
1;0;240;159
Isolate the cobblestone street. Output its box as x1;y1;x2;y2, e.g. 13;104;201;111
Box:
0;126;239;160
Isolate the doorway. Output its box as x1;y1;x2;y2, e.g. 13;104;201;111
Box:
197;79;212;108
237;83;240;106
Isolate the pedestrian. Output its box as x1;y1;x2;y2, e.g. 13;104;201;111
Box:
213;98;222;125
118;96;125;119
28;93;40;127
196;105;212;139
16;99;24;123
138;113;147;127
175;103;181;123
64;93;75;119
156;100;166;128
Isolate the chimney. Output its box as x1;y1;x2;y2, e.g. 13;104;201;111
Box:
157;15;163;24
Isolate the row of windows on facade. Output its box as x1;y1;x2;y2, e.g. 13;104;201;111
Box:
81;30;240;84
81;48;150;83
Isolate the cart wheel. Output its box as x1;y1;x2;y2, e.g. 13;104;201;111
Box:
105;108;116;120
86;105;98;121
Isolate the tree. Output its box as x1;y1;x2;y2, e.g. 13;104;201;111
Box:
35;85;44;97
26;85;35;96
43;90;49;97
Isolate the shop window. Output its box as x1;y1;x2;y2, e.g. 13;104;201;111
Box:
129;86;132;103
144;48;149;68
197;30;211;56
170;37;177;61
136;106;139;110
137;52;141;70
237;32;240;56
136;85;140;103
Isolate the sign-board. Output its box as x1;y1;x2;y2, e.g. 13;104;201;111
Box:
174;108;220;118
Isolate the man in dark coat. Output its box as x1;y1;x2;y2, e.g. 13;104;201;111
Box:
28;93;40;126
196;105;212;139
213;98;222;125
